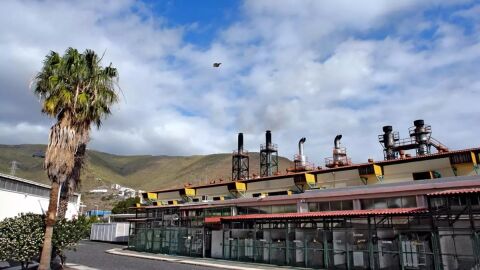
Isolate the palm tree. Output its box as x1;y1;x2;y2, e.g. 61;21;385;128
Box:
33;48;119;270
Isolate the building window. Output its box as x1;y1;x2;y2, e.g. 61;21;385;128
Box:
272;204;296;213
449;196;467;207
412;171;432;180
237;205;296;215
431;197;446;209
205;207;231;217
308;202;318;212
361;196;416;209
309;200;354;212
471;195;480;206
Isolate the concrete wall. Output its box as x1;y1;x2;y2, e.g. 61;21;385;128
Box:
382;158;455;182
246;177;295;194
157;191;181;200
196;185;230;197
0;189;80;221
316;169;362;188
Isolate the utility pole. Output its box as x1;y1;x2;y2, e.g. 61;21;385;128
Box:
10;160;18;176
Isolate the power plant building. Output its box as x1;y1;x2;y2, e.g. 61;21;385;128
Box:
129;120;480;269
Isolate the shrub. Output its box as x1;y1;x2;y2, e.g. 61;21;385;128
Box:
52;215;91;264
0;214;93;268
0;213;44;269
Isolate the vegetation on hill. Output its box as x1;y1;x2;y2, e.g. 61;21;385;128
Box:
0;144;294;192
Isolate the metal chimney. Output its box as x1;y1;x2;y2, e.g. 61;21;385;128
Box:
232;132;249;181
266;130;272;148
238;133;244;153
382;126;397;160
325;134;351;168
298;137;306;166
333;135;342;163
334;135;342;149
411;119;430;156
260;130;278;177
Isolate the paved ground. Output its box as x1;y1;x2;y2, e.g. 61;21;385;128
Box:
65;241;304;270
65;241;213;270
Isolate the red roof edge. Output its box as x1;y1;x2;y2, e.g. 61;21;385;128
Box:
427;188;480;196
217;207;427;222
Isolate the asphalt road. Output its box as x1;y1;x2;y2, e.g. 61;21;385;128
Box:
65;240;213;270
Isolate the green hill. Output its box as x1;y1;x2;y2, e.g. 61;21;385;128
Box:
0;144;294;192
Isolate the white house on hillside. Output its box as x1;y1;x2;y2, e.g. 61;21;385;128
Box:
0;172;81;220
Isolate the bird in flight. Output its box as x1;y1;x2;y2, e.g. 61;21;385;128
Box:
213;63;221;67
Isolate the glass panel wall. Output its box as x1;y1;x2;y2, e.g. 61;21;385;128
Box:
308;200;354;212
361;196;417;210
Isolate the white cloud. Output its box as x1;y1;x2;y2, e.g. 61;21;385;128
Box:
0;0;479;170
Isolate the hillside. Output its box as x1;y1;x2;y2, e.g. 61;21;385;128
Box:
0;144;294;192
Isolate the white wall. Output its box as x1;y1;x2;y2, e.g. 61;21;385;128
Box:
0;189;80;221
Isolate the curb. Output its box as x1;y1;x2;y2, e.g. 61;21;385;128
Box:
105;248;296;270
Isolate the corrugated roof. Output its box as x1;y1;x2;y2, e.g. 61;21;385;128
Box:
0;172;81;197
213;207;426;222
427;188;480;196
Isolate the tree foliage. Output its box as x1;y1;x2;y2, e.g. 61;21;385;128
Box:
0;214;44;269
52;215;91;263
0;214;94;269
111;197;140;214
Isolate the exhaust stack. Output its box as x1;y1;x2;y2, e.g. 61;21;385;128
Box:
260;130;278;177
232;132;249;181
334;134;342;149
325;134;351;168
298;137;306;166
411;120;429;156
380;126;398;160
378;119;448;160
237;133;244;153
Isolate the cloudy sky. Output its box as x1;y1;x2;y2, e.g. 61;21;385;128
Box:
0;0;479;165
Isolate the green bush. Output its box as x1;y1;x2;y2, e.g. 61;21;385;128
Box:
0;213;95;268
52;215;91;263
0;213;44;269
111;197;140;214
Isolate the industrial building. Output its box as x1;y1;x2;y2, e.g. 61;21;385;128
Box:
128;120;480;269
0;172;81;220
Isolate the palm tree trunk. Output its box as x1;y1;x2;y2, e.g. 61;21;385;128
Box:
38;181;61;270
39;114;78;270
57;185;69;219
57;141;87;219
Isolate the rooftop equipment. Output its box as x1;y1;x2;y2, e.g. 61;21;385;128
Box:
297;137;306;166
379;126;400;160
325;134;352;168
289;137;315;172
379;119;448;160
260;130;279;177
232;133;249;181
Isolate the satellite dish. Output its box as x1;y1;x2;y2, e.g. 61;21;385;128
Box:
172;214;179;221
